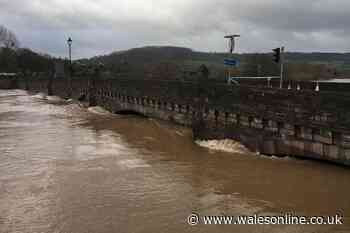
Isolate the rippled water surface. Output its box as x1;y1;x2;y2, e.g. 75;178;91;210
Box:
0;90;349;233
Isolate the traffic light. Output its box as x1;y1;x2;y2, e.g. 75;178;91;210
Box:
272;48;281;63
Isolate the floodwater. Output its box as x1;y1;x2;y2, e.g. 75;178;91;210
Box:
0;89;349;233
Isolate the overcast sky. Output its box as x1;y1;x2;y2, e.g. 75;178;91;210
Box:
1;0;349;58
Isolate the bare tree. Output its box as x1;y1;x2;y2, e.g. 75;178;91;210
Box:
0;25;20;49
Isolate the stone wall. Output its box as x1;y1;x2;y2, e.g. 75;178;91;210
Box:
0;75;18;89
6;75;350;166
235;78;350;93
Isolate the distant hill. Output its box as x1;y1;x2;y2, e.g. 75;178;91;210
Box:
284;52;350;77
80;46;350;81
89;46;193;64
284;52;350;64
0;47;53;73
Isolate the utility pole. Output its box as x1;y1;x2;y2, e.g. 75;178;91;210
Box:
279;46;285;89
67;37;73;97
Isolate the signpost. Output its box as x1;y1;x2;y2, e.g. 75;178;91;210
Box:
224;58;239;67
224;59;239;81
224;34;240;83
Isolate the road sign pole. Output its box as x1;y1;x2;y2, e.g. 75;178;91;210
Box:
279;46;284;89
224;34;240;83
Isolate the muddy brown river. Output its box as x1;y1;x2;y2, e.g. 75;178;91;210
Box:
0;89;349;233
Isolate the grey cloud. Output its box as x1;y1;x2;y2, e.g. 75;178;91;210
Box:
1;0;349;58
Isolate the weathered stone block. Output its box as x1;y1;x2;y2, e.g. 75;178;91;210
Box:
283;123;294;136
262;140;276;155
342;134;350;148
311;142;323;158
271;121;278;131
323;144;339;160
291;140;304;156
252;118;263;129
301;127;313;140
313;134;332;144
207;110;215;120
218;114;226;123
252;122;263;129
344;149;350;161
240;116;250;127
275;140;291;155
228;113;237;124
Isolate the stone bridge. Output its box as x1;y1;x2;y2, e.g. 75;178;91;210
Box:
4;73;350;166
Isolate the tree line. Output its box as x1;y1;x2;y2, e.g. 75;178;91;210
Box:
0;25;340;81
0;25;54;74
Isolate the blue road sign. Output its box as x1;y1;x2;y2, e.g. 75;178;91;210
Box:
224;58;239;67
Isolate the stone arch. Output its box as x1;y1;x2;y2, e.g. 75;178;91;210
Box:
114;109;146;117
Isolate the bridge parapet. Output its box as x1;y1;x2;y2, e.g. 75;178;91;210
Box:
0;73;19;89
10;75;350;166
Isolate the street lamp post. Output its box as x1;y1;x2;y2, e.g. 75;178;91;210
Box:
67;37;73;97
67;37;72;65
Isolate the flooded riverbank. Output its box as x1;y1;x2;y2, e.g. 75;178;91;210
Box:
0;89;349;233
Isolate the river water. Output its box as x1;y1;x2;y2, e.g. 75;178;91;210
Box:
0;89;349;233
